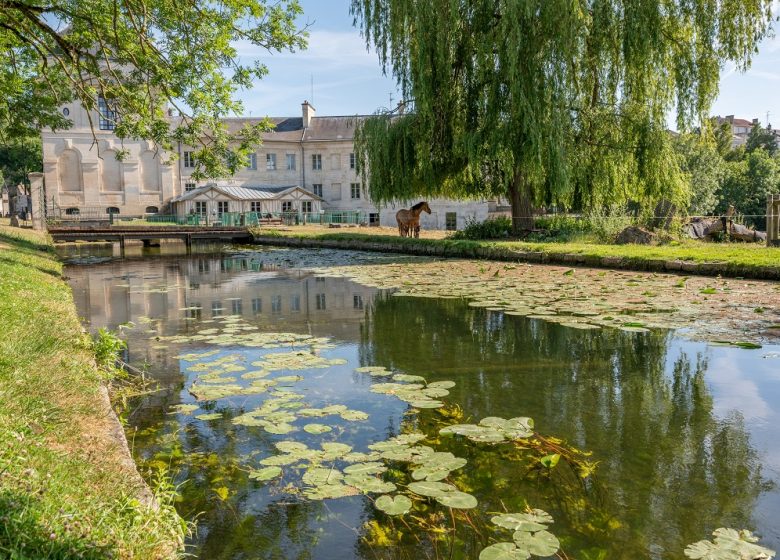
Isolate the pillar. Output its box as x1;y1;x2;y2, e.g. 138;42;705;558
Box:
28;172;46;231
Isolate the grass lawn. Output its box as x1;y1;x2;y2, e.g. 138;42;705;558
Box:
0;225;184;559
250;224;780;272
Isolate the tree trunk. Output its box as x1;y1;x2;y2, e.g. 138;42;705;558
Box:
508;170;534;234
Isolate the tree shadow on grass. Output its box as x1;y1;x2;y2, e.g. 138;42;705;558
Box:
0;230;53;254
0;490;114;560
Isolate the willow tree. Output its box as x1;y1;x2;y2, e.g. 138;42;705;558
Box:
351;0;772;231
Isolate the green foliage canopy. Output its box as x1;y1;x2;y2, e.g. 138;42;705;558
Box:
0;0;307;179
351;0;773;228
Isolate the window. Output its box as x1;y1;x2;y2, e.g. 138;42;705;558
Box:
188;304;202;320
290;294;301;312
271;295;282;314
445;212;457;231
331;153;340;170
183;151;195;168
331;183;341;201
62;107;70;117
301;201;312;213
195;201;207;217
281;201;293;213
250;201;263;213
266;153;276;170
65;207;80;216
315;293;326;310
350;183;361;199
145;206;159;214
247;153;257;170
312;154;322;170
231;299;243;315
98;96;117;130
353;294;363;309
369;213;379;226
198;259;210;273
312;184;322;197
211;301;222;318
350;152;356;169
286;154;296;170
185;182;197;192
252;297;262;314
217;201;229;216
106;207;120;215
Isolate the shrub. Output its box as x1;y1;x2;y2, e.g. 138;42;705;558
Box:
450;216;512;240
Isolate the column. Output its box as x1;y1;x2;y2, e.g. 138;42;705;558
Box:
28;172;45;231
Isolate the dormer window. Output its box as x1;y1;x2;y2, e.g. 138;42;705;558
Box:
98;96;117;130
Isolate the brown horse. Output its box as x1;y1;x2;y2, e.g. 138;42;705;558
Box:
396;201;431;238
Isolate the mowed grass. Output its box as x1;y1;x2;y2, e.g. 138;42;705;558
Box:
251;225;780;270
0;226;184;559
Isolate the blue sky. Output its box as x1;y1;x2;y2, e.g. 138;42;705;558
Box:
237;0;780;129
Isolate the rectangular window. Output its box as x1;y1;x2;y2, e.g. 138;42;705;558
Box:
353;294;363;309
266;153;276;170
250;201;262;213
290;294;301;312
312;184;322;197
350;183;361;199
98;96;117;130
188;304;202;320
211;301;223;318
286;154;296;170
217;201;229;216
271;295;282;314
195;201;207;217
183;151;195;168
315;293;326;310
252;297;262;314
369;212;380;226
350;152;356;169
331;183;341;201
331;153;340;170
445;212;457;231
312;154;322;170
185;182;196;192
301;201;312;213
247;153;257;170
282;201;293;213
231;299;243;315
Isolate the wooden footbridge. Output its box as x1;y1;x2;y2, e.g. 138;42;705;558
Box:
48;225;253;253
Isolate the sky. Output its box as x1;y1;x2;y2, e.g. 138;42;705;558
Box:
238;0;780;128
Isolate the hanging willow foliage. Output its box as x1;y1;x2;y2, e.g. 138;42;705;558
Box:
351;0;772;229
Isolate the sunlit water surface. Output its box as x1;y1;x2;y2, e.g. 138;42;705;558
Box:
61;245;780;560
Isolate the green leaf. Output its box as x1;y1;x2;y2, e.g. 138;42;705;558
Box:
540;454;560;469
684;528;776;560
249;466;282;481
303;423;332;434
375;494;413;516
479;542;529;560
407;481;457;498
513;529;560;557
491;511;554;532
435;491;478;509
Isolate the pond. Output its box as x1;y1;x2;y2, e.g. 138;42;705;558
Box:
61;246;780;560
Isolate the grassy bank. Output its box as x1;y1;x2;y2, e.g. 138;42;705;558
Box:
250;226;780;279
0;225;184;559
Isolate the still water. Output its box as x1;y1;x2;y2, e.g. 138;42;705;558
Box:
61;246;780;560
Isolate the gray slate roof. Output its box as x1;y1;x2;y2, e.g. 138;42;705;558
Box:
172;184;322;202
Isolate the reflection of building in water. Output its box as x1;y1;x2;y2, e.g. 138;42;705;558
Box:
67;255;379;339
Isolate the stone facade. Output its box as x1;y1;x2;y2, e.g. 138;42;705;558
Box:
42;100;494;229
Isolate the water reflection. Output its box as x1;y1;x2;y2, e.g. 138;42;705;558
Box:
63;252;780;559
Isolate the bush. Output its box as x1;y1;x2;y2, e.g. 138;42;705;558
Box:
450;216;512;240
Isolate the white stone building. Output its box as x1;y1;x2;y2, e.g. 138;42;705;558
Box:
42;100;495;229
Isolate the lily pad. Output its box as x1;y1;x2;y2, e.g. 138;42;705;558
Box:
435;491;478;509
479;542;528;560
303;423;332;435
249;466;282;481
375;494;413;516
512;530;560;557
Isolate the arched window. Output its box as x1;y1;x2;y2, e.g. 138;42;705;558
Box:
65;207;80;215
145;206;159;214
106;207;120;215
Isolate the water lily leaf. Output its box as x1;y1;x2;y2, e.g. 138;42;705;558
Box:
343;462;387;475
407;481;457;498
435;491;478;509
479;542;529;560
195;412;222;421
303;423;332;435
169;404;199;415
491;511;554;532
410;399;445;409
302;467;343;486
393;373;427;383
684;528;776;560
275;441;309;453
249;466;282;481
513;530;560;557
340;409;370;421
321;442;352;456
375;494;413;516
427;381;456;390
263;423;296;435
259;454;300;466
346;475;396;493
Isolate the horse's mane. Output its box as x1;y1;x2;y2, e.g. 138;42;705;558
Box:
410;201;428;211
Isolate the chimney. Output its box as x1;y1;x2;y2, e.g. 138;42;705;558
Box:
302;100;315;127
